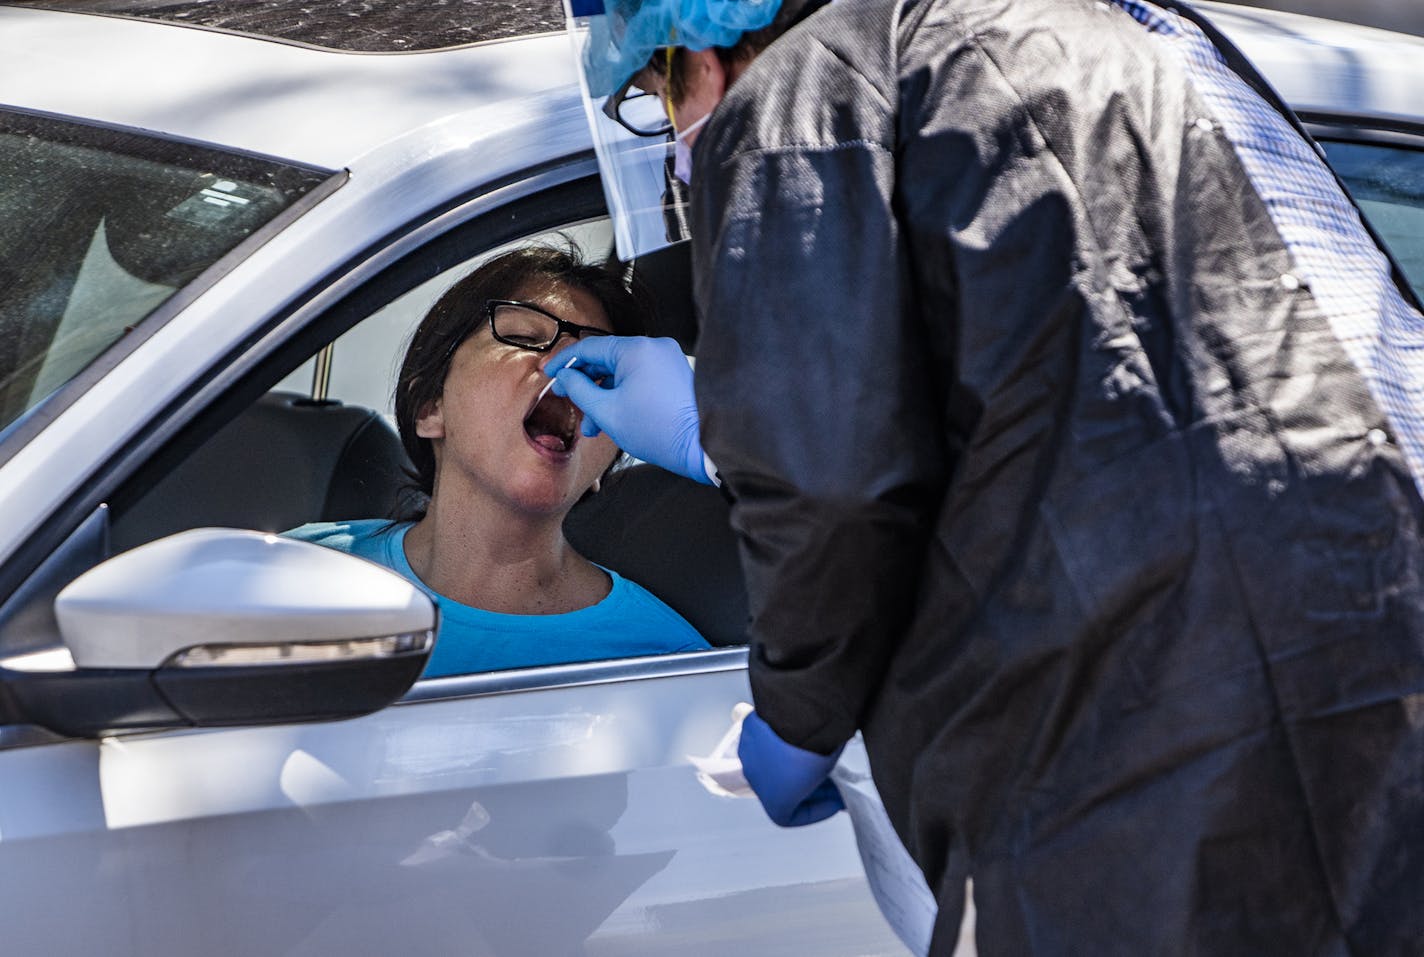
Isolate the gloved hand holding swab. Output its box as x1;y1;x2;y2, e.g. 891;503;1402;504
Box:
536;355;578;404
545;336;713;484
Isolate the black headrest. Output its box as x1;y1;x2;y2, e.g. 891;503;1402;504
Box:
110;392;412;552
629;242;697;352
564;463;747;647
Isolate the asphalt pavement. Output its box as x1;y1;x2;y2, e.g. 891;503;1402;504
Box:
5;0;566;50
8;0;1422;49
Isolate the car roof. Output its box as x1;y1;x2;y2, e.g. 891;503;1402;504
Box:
1199;0;1424;127
3;3;1422;176
0;6;577;170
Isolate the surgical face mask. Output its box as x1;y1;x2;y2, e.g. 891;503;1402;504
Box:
673;112;711;184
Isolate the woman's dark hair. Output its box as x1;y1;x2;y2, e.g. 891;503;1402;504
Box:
392;241;653;520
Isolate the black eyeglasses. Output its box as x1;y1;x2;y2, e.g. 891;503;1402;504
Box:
484;299;612;352
602;75;675;138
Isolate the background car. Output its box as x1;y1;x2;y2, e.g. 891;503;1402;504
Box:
1227;0;1424;36
0;2;1420;955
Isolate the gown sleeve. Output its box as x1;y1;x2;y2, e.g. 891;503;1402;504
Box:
690;44;951;754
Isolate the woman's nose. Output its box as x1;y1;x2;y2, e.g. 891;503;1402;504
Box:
541;339;577;371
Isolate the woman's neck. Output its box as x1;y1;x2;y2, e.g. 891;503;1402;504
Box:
402;493;609;615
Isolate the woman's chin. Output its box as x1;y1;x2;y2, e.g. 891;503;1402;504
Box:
501;478;590;518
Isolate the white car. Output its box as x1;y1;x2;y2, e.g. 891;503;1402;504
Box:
0;2;1420;955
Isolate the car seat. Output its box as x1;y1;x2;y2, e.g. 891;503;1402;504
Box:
109;390;412;553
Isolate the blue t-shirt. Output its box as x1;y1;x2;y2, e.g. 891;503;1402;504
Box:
284;520;710;677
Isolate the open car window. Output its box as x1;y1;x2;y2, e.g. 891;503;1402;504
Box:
104;192;744;681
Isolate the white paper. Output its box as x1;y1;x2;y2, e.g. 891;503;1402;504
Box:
688;705;939;956
831;739;938;957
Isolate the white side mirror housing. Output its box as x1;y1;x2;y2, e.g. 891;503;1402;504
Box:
55;528;434;668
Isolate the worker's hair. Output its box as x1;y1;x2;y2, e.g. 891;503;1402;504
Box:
391;241;653;520
666;0;820;102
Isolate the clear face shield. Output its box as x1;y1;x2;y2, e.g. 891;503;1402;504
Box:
565;0;690;262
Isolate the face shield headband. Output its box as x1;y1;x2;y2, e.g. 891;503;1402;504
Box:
563;0;782;260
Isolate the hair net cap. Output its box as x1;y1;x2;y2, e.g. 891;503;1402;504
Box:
578;0;784;96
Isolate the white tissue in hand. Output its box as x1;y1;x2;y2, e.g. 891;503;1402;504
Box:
685;704;939;955
688;702;755;798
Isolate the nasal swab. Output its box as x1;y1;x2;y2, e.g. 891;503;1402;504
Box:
536;355;578;404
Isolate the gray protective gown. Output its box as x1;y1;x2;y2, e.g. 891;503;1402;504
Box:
688;0;1424;953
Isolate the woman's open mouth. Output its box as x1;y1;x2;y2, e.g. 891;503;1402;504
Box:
523;389;580;457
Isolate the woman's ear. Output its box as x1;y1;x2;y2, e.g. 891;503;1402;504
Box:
415;398;444;439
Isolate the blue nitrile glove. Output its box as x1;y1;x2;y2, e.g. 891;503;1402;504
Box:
548;336;712;485
738;710;846;827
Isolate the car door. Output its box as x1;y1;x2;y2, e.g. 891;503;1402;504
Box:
38;658;906;955
0;652;898;955
0;166;911;956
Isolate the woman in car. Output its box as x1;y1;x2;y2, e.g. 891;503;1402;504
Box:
287;244;709;675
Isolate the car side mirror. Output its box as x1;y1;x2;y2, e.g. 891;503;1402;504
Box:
0;529;435;737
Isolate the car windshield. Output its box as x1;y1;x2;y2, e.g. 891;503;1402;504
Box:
0;109;330;438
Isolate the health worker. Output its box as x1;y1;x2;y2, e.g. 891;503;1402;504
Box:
554;0;1424;952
